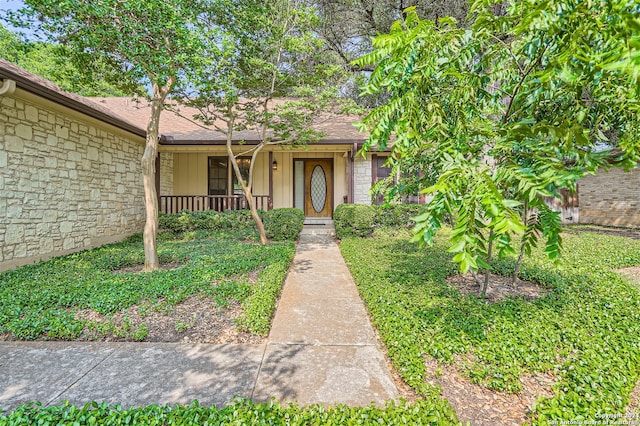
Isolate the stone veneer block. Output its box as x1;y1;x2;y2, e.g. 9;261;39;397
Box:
0;88;171;271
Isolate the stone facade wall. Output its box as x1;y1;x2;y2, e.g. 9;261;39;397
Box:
0;92;146;271
159;152;173;196
578;168;640;227
353;154;372;205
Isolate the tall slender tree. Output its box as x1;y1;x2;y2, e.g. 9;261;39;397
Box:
178;0;351;244
12;0;218;271
355;1;640;295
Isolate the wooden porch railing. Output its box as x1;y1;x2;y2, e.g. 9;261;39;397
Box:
160;195;272;214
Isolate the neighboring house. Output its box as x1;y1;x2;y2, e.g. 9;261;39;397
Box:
542;168;640;228
577;167;640;227
0;58;148;272
93;97;392;220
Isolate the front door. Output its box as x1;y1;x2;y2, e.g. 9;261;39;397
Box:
304;160;333;217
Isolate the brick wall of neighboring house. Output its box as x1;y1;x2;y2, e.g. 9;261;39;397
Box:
353;154;372;205
159;152;173;196
0;93;146;272
579;167;640;227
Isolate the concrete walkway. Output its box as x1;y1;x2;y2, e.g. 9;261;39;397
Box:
0;227;398;411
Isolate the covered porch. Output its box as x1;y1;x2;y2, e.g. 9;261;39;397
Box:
156;143;357;217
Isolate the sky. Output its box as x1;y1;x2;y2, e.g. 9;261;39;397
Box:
1;0;39;39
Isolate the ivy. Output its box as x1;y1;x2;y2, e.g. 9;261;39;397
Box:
0;399;460;425
340;228;640;422
0;230;294;341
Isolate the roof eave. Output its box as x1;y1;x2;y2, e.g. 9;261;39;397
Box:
0;66;146;139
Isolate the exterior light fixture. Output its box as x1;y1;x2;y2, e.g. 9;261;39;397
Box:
272;159;278;170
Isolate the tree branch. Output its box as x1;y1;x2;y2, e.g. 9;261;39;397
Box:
502;43;549;124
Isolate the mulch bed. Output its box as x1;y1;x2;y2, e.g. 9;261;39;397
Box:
431;272;553;424
617;266;640;283
627;381;640;416
446;272;549;302
74;295;263;344
425;356;557;426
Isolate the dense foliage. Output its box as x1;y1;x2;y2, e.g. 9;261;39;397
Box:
0;25;129;96
375;203;428;229
0;230;294;341
340;228;640;422
263;208;305;241
158;210;259;234
355;1;640;294
333;204;376;238
0;398;459;425
334;203;427;238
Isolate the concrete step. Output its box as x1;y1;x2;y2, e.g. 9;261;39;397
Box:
304;218;334;226
300;226;335;237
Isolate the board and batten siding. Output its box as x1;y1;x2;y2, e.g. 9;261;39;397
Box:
170;147;348;212
171;151;269;197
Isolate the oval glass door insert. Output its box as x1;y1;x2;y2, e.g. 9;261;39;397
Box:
310;165;327;213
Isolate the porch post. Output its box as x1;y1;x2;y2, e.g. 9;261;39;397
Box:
268;151;274;210
155;153;161;209
372;154;378;187
347;143;355;204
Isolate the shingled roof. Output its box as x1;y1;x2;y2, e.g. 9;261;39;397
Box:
93;97;368;145
0;58;145;138
0;58;367;145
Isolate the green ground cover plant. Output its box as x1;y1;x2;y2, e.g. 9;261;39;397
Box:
0;398;459;425
340;228;640;423
0;229;294;340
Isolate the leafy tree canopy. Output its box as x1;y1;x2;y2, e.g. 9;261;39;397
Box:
0;24;129;96
356;0;640;294
313;0;470;106
178;0;354;244
8;0;222;271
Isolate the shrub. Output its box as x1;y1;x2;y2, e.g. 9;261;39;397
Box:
158;211;191;233
224;210;264;230
375;204;428;229
158;210;263;234
334;204;376;238
264;208;305;241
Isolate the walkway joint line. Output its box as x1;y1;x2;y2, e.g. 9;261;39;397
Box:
249;343;268;400
45;343;122;407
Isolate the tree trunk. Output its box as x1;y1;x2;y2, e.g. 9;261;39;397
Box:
481;230;495;297
142;80;173;272
471;270;484;289
225;119;268;244
512;201;529;285
141;145;160;271
243;186;268;244
512;244;526;286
